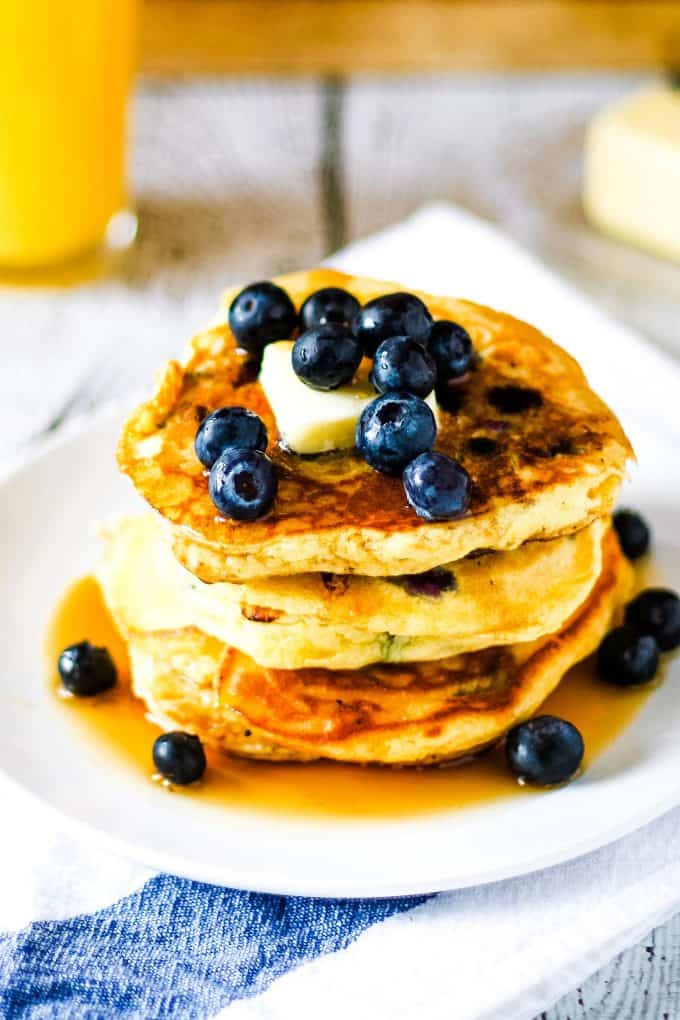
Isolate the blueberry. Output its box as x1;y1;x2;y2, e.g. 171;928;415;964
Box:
434;378;464;414
355;393;436;475
194;407;267;469
299;287;360;331
467;436;498;456
228;281;297;357
371;336;437;398
398;567;456;598
428;321;474;380
58;641;117;697
487;385;542;413
402;451;471;521
292;325;363;391
625;588;680;652
613;509;651;561
209;449;278;521
596;625;660;686
506;715;584;786
153;732;206;785
353;293;433;357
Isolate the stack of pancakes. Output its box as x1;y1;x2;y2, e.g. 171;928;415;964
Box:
103;270;634;766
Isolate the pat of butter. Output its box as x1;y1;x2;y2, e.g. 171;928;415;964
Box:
583;87;680;262
260;340;438;455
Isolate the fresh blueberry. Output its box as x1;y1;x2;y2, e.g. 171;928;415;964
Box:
596;625;660;686
292;324;363;391
299;287;360;331
209;448;278;521
353;293;433;357
228;281;297;357
371;336;437;398
613;509;651;561
625;588;680;652
194;407;267;468
402;451;471;521
58;641;117;697
153;731;206;785
428;321;474;380
506;715;584;786
355;393;436;475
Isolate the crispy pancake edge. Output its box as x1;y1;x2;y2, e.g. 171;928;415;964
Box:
118;268;633;580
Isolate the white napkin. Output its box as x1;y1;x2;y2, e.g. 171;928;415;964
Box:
330;202;680;447
3;204;680;1020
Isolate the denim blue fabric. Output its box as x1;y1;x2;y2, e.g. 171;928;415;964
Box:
0;874;429;1018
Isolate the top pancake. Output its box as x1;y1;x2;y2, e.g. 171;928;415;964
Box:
118;269;632;581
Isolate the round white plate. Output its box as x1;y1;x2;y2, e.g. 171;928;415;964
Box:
1;408;679;898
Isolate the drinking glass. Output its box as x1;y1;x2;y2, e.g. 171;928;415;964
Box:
0;0;138;273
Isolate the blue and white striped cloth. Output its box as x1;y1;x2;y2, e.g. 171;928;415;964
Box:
7;776;680;1020
3;205;680;1020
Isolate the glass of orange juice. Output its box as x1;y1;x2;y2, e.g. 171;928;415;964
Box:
0;0;138;273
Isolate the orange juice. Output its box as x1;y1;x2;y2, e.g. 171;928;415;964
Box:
0;0;138;268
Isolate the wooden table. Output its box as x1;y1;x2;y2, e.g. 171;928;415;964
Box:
2;74;679;1016
140;0;680;73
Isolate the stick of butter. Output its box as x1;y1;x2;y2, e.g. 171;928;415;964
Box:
260;340;438;455
583;86;680;262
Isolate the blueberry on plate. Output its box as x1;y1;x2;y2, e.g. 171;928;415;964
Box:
371;336;437;399
292;324;363;390
402;451;471;522
299;287;360;331
613;509;651;561
195;406;267;468
209;448;278;521
228;281;297;357
353;293;433;358
506;715;584;786
596;625;660;686
625;588;680;652
428;320;474;380
355;392;436;475
58;641;117;697
153;732;206;785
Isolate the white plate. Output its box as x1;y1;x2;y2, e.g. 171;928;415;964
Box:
1;407;679;898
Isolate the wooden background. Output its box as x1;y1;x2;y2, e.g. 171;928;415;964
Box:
140;0;680;74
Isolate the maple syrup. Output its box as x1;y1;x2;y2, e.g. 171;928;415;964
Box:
46;574;654;819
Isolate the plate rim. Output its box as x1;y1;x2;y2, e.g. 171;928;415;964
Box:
5;756;680;899
2;406;679;898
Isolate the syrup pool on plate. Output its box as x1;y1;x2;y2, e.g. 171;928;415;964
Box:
47;575;656;819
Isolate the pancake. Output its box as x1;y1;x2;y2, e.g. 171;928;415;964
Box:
100;514;606;670
119;529;632;765
118;268;632;582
